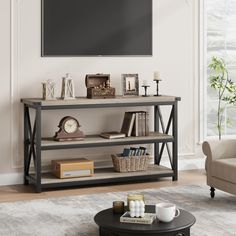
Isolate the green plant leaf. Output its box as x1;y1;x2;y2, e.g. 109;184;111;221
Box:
208;56;236;138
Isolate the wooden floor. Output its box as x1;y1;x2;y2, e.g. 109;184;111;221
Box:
0;169;206;203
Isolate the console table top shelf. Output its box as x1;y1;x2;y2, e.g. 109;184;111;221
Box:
21;95;181;109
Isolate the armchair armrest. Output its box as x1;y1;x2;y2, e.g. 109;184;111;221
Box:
202;140;236;162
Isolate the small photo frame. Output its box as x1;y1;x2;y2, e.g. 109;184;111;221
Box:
122;74;139;96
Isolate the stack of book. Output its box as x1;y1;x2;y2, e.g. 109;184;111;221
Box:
121;111;149;137
120;212;156;224
122;147;147;157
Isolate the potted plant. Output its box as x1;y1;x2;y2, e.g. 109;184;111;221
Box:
208;56;236;140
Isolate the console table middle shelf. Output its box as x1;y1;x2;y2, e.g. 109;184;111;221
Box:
41;132;173;150
21;95;180;192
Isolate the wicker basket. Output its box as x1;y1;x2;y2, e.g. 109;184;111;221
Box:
111;154;150;173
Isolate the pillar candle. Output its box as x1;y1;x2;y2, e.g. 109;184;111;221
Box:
127;194;144;210
143;80;149;86
113;201;125;214
154;71;162;81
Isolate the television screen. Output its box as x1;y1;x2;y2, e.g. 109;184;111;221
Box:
42;0;152;56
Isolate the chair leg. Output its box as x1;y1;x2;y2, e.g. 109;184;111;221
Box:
210;187;215;198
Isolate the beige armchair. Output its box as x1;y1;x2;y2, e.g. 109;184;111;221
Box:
202;140;236;198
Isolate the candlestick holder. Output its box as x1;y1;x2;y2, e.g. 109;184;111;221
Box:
154;80;161;96
142;85;150;97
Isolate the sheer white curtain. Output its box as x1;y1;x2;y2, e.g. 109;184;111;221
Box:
206;0;236;136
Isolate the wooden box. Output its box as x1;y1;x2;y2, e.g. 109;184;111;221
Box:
85;74;115;99
51;158;94;179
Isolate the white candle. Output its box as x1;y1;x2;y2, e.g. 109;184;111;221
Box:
154;71;162;81
143;80;149;86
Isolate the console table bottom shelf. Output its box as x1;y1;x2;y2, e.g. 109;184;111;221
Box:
28;165;174;190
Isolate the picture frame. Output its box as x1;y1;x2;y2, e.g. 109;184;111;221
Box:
122;74;139;96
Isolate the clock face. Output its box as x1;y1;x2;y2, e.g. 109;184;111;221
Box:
64;118;78;134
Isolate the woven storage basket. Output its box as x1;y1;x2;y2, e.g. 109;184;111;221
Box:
111;154;149;173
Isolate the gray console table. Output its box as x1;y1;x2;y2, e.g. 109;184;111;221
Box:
21;95;181;192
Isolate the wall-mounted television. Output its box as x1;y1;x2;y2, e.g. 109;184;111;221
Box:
42;0;152;56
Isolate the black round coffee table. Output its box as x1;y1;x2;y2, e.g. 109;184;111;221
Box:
94;205;196;236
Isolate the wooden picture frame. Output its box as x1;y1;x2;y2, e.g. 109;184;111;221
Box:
122;74;139;96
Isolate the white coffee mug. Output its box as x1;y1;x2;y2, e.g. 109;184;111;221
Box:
155;203;180;223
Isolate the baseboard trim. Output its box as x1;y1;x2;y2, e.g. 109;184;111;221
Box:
0;157;205;186
179;158;205;170
162;157;205;170
0;172;23;186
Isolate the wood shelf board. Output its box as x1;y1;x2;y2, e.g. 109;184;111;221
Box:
41;132;173;149
21;95;181;107
36;165;173;184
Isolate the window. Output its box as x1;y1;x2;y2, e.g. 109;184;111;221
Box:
206;0;236;137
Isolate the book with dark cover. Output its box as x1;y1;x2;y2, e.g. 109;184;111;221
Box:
121;112;136;137
139;146;147;155
100;131;126;139
130;147;138;156
122;148;131;156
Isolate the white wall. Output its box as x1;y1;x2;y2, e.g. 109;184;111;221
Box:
0;0;203;185
0;0;12;173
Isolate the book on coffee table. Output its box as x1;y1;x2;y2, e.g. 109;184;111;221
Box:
120;212;156;224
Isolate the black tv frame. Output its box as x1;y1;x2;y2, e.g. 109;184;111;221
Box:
41;0;153;57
